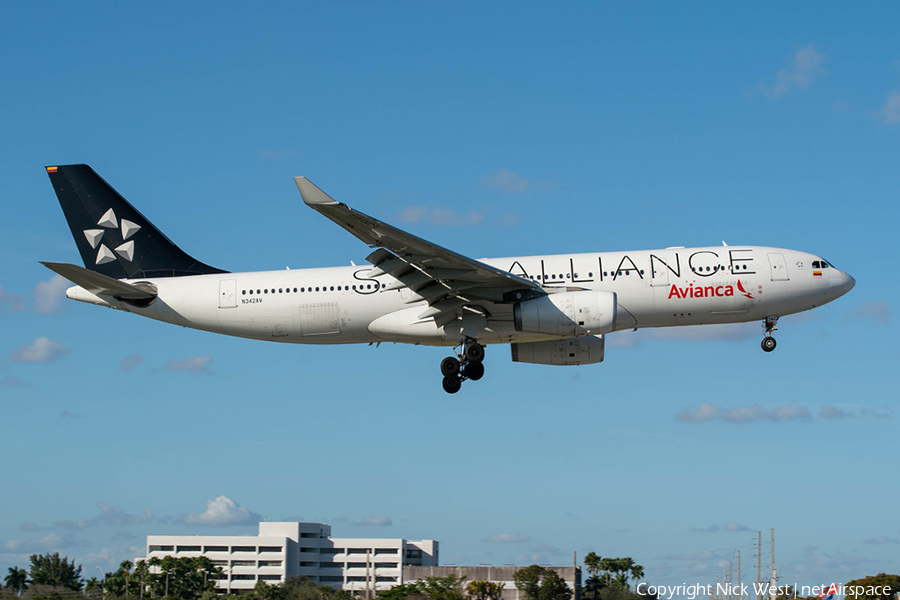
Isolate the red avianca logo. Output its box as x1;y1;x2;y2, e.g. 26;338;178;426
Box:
668;280;754;300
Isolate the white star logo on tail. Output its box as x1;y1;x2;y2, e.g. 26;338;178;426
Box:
82;209;142;265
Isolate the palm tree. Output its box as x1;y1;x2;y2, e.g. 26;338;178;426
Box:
5;567;29;595
467;580;505;600
120;560;133;600
133;560;149;600
147;557;161;598
629;564;644;588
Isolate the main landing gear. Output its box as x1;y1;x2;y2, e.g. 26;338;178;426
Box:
440;337;485;394
761;315;779;352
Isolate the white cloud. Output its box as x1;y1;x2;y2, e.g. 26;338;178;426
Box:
50;502;153;530
819;405;852;419
10;337;70;363
0;286;27;312
863;536;900;545
725;521;751;532
487;533;531;543
882;90;900;125
354;516;393;527
1;375;27;387
165;356;213;374
120;354;144;372
480;170;529;192
180;496;261;527
4;532;82;553
33;275;70;314
763;44;826;98
691;524;720;534
677;402;812;423
397;206;484;227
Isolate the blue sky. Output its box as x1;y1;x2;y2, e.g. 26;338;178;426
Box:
1;1;897;594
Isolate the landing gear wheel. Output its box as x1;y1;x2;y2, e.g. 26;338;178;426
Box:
464;361;484;381
761;337;777;352
442;375;462;394
440;356;460;377
464;342;485;363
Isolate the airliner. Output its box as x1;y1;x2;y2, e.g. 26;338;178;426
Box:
42;165;855;393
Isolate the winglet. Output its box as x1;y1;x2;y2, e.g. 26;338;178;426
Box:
294;177;339;206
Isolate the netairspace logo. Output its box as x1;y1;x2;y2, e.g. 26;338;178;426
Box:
637;583;893;600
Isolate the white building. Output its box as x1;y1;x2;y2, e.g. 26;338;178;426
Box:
142;522;438;594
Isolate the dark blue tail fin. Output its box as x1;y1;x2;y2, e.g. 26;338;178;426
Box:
46;165;226;279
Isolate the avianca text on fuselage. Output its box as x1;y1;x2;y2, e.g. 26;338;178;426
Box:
667;280;754;300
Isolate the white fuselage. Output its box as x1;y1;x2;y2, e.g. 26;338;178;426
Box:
67;245;855;347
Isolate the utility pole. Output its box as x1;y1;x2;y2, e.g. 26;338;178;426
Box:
757;531;762;600
729;561;733;600
737;550;742;600
769;529;776;600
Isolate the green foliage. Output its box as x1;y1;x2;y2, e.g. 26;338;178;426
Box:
5;568;29;595
28;554;83;592
581;555;643;595
466;581;505;600
146;556;223;600
377;575;466;600
845;574;900;600
512;566;571;600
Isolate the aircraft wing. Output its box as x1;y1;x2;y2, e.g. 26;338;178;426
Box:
294;177;543;325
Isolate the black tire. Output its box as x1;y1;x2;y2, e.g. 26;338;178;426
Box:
465;342;485;363
464;361;485;381
440;356;460;377
442;375;462;394
761;337;776;352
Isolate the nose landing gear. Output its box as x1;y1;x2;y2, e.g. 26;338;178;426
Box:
440;337;485;394
761;315;779;352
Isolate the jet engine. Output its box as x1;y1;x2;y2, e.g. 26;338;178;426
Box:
511;335;605;365
513;290;617;337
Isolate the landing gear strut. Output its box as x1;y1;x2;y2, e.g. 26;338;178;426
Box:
761;315;779;352
440;337;485;394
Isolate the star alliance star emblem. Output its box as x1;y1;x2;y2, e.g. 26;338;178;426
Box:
82;208;141;265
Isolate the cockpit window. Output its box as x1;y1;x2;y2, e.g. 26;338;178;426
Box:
813;259;833;269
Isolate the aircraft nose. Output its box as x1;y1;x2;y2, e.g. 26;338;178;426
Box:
843;272;856;294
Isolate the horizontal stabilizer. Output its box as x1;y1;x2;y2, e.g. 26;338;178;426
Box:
40;262;157;302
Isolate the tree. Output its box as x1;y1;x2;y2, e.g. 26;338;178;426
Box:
377;576;465;600
418;576;467;600
5;567;29;595
28;553;83;591
845;574;900;600
84;577;102;600
133;560;150;600
513;566;571;600
466;581;504;600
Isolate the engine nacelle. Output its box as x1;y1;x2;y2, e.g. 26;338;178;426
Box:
513;290;617;337
511;335;605;366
